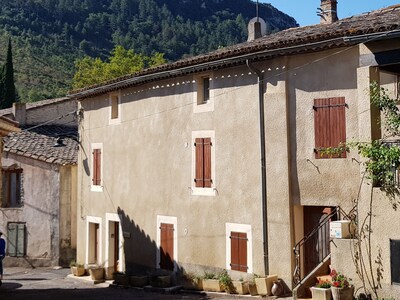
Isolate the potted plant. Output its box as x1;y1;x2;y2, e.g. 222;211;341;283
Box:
218;270;234;293
231;277;249;295
89;265;105;280
254;274;278;296
149;271;171;288
69;260;85;276
330;269;354;300
113;271;130;286
311;279;332;300
202;272;223;292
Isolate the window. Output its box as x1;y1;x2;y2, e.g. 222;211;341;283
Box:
313;97;347;158
191;131;216;196
2;167;22;208
109;92;121;124
7;222;26;257
91;143;103;192
194;137;212;188
390;239;400;284
193;74;214;113
226;223;253;273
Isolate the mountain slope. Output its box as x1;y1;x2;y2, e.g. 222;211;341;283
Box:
0;0;298;101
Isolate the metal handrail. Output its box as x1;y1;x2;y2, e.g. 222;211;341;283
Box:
292;206;354;286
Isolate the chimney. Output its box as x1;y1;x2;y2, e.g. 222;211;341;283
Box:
319;0;338;24
248;20;262;41
12;102;26;126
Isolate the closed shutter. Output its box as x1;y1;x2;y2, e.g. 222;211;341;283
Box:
160;223;174;271
230;232;248;272
194;137;212;188
195;138;204;187
92;149;101;185
314;97;346;158
8;223;25;257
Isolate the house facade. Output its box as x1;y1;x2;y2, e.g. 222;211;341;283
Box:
0;98;79;267
70;3;400;297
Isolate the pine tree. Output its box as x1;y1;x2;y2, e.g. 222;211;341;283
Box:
0;38;17;109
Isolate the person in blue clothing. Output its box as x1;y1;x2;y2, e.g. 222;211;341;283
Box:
0;231;5;285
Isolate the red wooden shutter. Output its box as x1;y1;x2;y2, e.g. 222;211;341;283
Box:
330;97;346;158
203;138;212;188
195;138;204;187
160;223;174;271
230;232;248;272
92;149;101;185
314;97;346;158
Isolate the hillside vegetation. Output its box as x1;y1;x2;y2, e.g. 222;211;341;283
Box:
0;0;297;101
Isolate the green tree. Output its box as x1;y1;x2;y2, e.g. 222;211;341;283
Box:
72;45;166;89
0;38;17;109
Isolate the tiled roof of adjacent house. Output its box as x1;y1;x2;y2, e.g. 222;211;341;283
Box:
3;130;78;165
69;5;400;98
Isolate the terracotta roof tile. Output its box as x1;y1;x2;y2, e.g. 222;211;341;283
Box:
3;131;78;165
69;5;400;98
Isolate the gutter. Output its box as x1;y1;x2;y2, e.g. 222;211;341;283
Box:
68;29;400;99
246;59;269;276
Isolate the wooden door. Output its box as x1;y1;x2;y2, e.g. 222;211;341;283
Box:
114;222;119;272
230;232;248;272
159;223;174;271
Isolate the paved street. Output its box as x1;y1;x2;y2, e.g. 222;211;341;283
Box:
0;267;293;300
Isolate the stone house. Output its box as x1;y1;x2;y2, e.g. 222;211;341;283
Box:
69;2;400;297
0;98;79;267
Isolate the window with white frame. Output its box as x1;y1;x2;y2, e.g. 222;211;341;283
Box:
225;223;252;273
91;143;103;192
191;131;215;196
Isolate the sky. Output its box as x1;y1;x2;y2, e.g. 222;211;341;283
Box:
261;1;400;26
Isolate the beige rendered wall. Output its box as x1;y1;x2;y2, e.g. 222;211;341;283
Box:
77;66;266;279
26;99;77;126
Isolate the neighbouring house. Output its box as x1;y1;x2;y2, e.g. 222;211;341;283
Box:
0;98;79;267
69;1;400;297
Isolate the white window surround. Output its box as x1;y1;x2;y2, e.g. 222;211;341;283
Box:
105;213;124;273
156;215;178;271
91;143;103;192
225;223;253;273
193;73;215;113
85;216;102;266
191;130;216;196
109;91;121;125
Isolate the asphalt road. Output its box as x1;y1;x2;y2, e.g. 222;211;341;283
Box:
0;267;293;300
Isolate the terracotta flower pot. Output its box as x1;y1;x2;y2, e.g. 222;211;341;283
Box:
311;286;333;300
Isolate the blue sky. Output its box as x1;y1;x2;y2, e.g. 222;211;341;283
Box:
261;1;400;26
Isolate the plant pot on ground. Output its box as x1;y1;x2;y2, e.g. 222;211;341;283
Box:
69;260;85;276
130;275;148;287
89;266;104;280
231;280;249;295
149;274;171;288
254;274;278;296
202;272;223;292
113;272;130;286
311;286;333;300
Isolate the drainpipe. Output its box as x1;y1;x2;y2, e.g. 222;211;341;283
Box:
246;59;269;275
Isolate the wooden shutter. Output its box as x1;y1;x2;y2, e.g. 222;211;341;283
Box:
92;149;101;185
230;232;248;272
194;137;212;188
7;223;17;256
203;138;212;188
16;223;25;257
195;138;204;187
160;223;174;271
314;97;346;158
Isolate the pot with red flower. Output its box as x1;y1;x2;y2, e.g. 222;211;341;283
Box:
330;269;354;300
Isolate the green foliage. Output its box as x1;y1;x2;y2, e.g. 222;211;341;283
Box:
72;45;166;89
218;270;233;293
0;0;297;100
0;38;17;108
203;272;217;280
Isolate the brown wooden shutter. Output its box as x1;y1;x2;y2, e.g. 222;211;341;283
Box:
330;97;346;158
160;223;174;271
314;97;346;158
92;149;101;185
195;138;204;187
230;232;248;272
203;138;212;188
